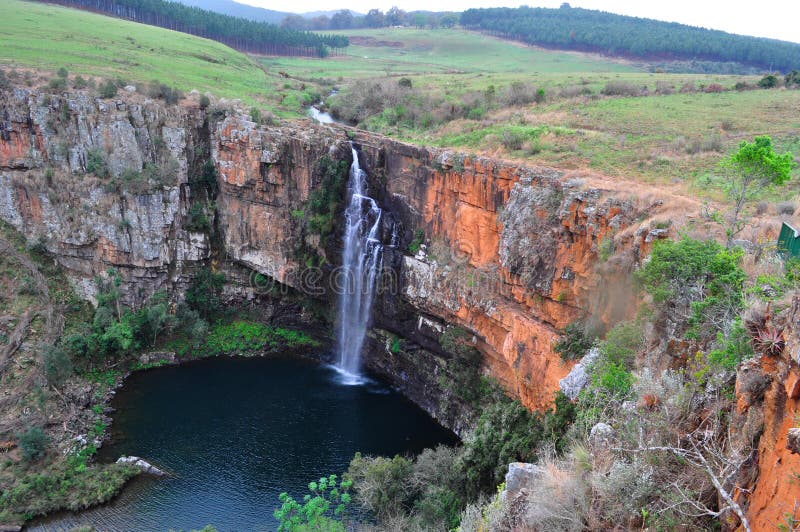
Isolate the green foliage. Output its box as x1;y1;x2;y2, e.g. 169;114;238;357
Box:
249;106;261;124
146;81;182;104
438;326;494;409
458;399;543;497
274;474;352;531
347;453;414;518
190;160;219;196
390;335;402;354
598;235;615;261
707;318;754;371
407;229;425;254
97;79;118;99
42;344;73;386
722;135;796;244
636;237;745;340
554;321;596;361
85;149;109;177
0;461;138;523
186;202;211;232
17;427;49;462
600;321;642;369
304;156;349;240
757;74;779;88
56;67;68;78
591;360;634;397
188;321;319;358
47;77;67;92
185;267;225;319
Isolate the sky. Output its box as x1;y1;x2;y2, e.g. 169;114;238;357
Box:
238;0;800;43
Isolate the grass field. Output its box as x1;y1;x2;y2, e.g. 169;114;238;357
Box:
0;2;797;197
0;0;316;113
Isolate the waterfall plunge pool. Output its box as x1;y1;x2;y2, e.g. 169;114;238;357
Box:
30;356;457;531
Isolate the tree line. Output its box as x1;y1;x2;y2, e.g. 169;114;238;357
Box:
38;0;349;57
460;5;800;72
280;8;459;31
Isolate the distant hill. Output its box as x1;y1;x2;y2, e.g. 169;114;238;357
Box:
461;6;800;72
175;0;290;24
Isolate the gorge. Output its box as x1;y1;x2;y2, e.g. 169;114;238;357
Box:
2;85;799;530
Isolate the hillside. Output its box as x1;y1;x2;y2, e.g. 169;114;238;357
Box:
461;6;800;72
0;0;328;114
32;0;347;57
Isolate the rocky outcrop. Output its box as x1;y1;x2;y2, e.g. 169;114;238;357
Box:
116;456;166;476
0;87;655;415
733;298;800;530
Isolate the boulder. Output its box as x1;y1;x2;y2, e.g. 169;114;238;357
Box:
787;428;800;455
559;347;601;400
117;455;167;476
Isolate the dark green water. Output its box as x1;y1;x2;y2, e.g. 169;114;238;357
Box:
31;356;456;531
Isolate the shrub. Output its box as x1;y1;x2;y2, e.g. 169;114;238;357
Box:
458;400;544;497
274;474;352;532
186;202;211;232
73;75;88;89
85;148;109;177
98;79;118;99
185;267;225;319
347;453;414;518
147;81;182;104
554;321;596;361
777;201;796;215
592;360;634;397
602;81;640;96
42;344;73;386
500;129;524;150
758;74;779;88
407;229;424;254
47;77;67;92
704;83;724;93
56;67;68;78
398;77;413;89
636;238;744;340
249;107;261;124
199;94;210;109
707;318;754;370
601;321;642;369
17;427;49;462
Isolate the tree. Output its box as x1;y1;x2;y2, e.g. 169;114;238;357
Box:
722;136;795;247
17;427;49;462
330;10;353;30
280;15;307;31
386;6;406;26
439;13;458;28
274;474;352;531
364;9;385;28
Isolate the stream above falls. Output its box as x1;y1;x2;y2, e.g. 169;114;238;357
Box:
30;356;456;531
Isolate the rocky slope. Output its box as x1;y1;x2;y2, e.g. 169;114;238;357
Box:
0;86;662;419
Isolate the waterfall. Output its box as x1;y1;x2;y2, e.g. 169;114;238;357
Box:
335;145;387;383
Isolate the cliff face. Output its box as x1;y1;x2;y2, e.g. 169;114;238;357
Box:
0;88;650;414
733;299;800;529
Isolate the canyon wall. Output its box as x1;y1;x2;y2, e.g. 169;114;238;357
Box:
0;87;656;416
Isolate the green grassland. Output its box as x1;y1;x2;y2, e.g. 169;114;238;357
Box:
0;0;321;114
262;28;798;193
